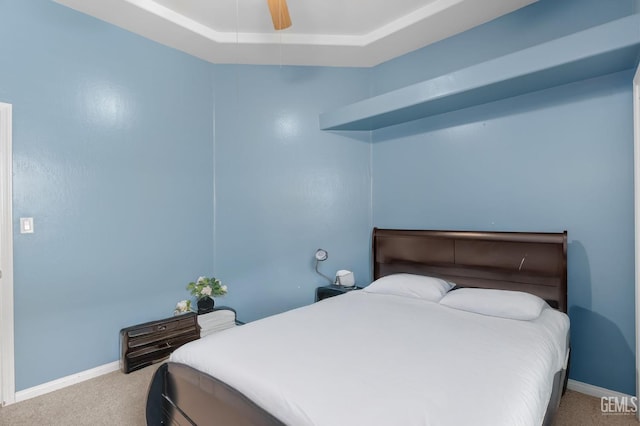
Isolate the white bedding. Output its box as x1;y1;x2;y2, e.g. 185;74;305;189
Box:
171;291;569;426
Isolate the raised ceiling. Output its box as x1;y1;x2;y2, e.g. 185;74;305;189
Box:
54;0;537;67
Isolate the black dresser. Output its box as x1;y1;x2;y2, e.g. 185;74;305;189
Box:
120;312;200;373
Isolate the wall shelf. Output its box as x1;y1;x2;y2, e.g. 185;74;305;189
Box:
319;15;640;131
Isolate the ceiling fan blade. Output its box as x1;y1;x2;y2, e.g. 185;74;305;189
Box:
267;0;292;31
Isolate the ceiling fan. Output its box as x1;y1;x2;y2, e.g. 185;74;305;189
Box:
267;0;292;30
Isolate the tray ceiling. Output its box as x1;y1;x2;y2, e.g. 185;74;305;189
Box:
54;0;537;67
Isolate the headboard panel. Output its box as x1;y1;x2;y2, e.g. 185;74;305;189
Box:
372;229;568;312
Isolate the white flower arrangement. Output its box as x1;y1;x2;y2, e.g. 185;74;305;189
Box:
186;276;228;300
173;299;192;316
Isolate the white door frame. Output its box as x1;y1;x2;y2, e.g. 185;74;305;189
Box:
634;64;640;411
0;102;15;405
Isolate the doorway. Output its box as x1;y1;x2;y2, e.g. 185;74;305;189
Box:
0;102;14;405
634;64;640;413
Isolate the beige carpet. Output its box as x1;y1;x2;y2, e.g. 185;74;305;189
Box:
0;365;158;426
0;365;637;425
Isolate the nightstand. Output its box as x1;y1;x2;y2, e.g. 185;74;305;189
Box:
198;306;240;337
315;285;363;302
120;312;199;373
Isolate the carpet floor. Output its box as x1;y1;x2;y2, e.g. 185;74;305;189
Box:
0;365;637;425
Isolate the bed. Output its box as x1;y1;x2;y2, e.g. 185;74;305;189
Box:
146;228;569;426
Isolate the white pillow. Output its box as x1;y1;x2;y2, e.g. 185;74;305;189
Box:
363;273;454;302
439;288;548;320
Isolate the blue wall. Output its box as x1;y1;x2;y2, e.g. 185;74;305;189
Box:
212;65;371;322
371;0;638;396
0;0;215;390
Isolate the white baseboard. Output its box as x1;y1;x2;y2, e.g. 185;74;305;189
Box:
12;361;120;404
568;379;636;400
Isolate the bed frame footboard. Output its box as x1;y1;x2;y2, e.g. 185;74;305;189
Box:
146;362;284;426
147;362;567;426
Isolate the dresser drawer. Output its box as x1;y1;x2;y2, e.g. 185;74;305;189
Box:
125;315;197;338
120;312;200;373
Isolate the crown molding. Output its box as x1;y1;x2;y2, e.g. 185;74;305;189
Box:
54;0;537;67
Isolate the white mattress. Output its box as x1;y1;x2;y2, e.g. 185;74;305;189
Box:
171;291;569;426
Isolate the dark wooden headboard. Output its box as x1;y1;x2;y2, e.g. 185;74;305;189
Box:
372;228;568;313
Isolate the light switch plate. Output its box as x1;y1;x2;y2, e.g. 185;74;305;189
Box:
20;217;34;234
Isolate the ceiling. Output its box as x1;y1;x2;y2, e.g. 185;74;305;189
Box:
54;0;537;67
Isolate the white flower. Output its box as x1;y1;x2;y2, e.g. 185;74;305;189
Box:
201;286;212;296
174;299;191;315
221;285;228;293
197;276;206;284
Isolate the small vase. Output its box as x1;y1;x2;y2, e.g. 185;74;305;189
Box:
197;296;214;314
